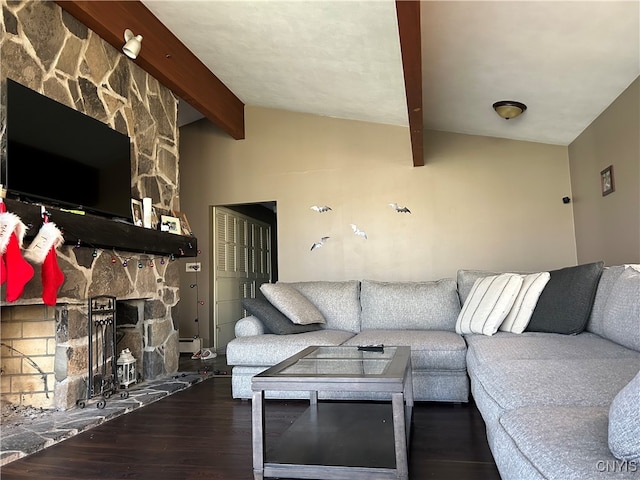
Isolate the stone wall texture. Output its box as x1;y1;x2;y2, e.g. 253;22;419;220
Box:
0;0;183;409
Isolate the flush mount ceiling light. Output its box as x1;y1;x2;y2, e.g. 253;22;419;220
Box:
123;29;143;59
493;100;527;120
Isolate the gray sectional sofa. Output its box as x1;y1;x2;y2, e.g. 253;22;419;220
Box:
226;264;640;479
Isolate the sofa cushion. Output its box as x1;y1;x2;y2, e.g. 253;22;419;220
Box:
456;273;523;336
602;267;640;352
286;281;361;333
527;261;604;334
499;406;630;480
586;265;628;336
343;329;467;371
469;357;640;410
465;332;640;366
260;283;326;325
609;370;640;461
499;272;550;333
242;298;323;335
226;329;355;366
360;279;460;331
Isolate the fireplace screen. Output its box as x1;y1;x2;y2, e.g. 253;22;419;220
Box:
76;295;129;408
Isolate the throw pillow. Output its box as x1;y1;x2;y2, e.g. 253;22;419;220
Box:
526;261;604;334
241;298;323;335
602;267;640;351
455;273;523;336
500;272;551;333
260;283;326;325
608;370;640;461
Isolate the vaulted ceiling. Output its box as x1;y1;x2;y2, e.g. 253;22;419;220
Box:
56;1;639;167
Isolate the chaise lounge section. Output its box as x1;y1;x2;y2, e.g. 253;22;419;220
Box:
462;264;640;480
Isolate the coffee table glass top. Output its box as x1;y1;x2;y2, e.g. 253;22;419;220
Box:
256;345;410;379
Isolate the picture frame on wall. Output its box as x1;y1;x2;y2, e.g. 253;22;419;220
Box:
160;215;181;235
600;165;615;196
131;199;143;226
172;210;193;237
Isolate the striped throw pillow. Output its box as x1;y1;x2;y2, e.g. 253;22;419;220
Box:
500;272;551;333
456;273;523;336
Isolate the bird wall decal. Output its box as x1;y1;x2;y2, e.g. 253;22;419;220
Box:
350;224;367;239
310;205;332;213
389;202;411;213
311;236;330;251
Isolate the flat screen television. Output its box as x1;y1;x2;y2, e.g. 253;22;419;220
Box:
2;79;133;221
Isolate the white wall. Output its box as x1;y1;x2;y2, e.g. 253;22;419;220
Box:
177;106;577;344
568;77;640;265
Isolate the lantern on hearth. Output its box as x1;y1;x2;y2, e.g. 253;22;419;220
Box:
117;348;137;388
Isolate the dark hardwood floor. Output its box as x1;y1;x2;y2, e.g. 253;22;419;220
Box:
1;364;500;479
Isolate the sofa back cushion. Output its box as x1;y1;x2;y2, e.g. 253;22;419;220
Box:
601;266;640;352
457;270;497;306
286;281;361;333
360;279;460;331
586;265;628;337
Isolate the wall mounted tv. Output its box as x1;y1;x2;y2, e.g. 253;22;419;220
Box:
2;79;133;221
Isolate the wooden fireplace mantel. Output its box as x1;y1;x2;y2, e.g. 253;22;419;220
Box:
4;198;197;258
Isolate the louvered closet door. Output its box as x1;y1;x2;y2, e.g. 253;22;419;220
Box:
212;207;271;352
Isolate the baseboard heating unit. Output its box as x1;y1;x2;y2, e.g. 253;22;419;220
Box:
179;337;202;354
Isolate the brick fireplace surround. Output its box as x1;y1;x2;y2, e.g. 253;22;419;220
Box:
1;1;187;410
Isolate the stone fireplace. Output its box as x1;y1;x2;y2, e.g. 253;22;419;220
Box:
0;246;183;410
0;1;188;410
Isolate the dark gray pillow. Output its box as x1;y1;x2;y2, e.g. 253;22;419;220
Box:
526;261;604;334
242;298;323;335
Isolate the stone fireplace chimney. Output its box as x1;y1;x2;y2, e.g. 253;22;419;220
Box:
0;1;189;410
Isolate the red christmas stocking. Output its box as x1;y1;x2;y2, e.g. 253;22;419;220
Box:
4;229;34;302
25;221;65;306
41;247;64;306
0;209;34;302
0;257;6;286
0;202;6;285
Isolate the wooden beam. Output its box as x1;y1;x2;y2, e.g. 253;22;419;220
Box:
396;1;424;167
55;1;245;140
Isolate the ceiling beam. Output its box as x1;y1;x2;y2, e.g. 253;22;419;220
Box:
55;1;245;140
396;0;424;167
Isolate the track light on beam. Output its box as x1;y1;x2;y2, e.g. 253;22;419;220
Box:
123;29;143;59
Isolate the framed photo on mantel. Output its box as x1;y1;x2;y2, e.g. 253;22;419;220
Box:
131;199;143;227
172;210;192;237
160;215;181;235
601;165;615;196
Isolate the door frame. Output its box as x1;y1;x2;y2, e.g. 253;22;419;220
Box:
209;202;277;352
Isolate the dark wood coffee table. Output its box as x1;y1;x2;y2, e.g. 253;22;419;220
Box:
251;345;413;480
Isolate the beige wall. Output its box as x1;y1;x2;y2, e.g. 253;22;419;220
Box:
568;77;640;265
178;106;577;343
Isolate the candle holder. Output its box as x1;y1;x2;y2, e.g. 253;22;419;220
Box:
117;348;137;388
